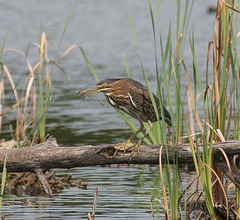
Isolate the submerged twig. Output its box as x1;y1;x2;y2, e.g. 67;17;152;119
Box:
34;168;52;196
88;187;99;220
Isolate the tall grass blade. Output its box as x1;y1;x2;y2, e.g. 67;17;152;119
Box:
0;32;8;62
80;47;99;83
122;54;131;78
57;2;74;51
0;151;8;213
126;12;162;144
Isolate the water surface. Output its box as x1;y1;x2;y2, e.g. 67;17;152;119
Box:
1;0;216;219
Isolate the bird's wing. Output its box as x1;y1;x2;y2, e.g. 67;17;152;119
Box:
127;85;157;122
129;85;172;126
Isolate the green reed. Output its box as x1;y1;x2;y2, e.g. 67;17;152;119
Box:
79;0;240;218
0;152;7;214
37;3;74;142
127;0;240;219
0;3;74;145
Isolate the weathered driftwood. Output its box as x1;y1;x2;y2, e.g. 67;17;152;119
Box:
0;134;240;194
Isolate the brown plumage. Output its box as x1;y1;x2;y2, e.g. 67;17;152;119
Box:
77;78;172;156
97;78;172;126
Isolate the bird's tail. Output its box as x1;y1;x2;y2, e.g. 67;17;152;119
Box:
164;117;172;127
163;107;172;127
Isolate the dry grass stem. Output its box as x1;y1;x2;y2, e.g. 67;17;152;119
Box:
159;145;170;219
1;32;73;141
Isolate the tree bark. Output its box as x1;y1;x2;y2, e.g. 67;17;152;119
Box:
0;134;240;191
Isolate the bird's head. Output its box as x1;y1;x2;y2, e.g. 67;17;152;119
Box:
76;78;122;96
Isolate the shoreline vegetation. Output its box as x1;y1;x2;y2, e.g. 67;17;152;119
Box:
1;0;240;219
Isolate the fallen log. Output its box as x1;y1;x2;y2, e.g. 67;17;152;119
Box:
0;134;240;193
0;134;191;172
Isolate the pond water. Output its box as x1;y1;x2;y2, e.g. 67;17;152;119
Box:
1;0;217;219
2;165;197;220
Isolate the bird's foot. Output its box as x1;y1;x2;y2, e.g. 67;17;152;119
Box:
127;140;142;161
111;140;135;158
111;140;143;161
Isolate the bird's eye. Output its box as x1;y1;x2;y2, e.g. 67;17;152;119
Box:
98;83;108;88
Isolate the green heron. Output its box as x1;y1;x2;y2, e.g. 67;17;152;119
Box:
77;78;172;156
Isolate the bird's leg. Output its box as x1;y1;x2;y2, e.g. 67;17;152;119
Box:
128;120;153;159
112;122;144;157
124;122;144;151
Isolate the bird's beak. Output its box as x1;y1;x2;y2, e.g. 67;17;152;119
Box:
76;86;100;96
